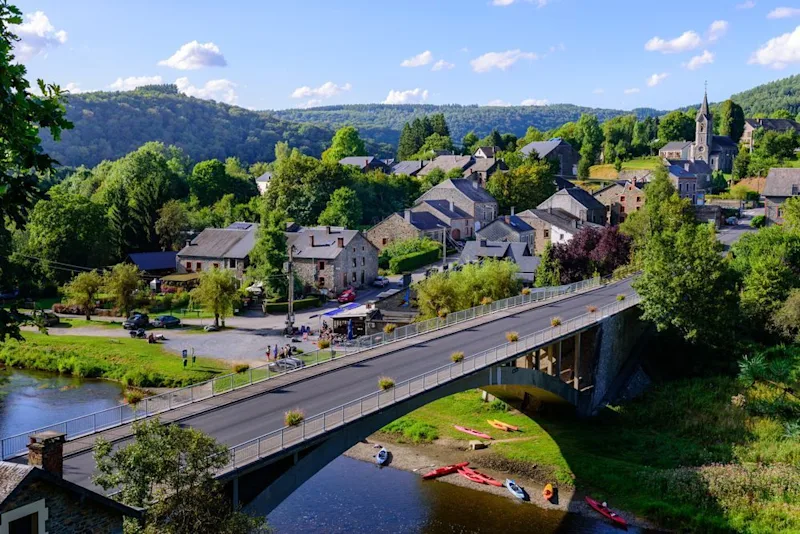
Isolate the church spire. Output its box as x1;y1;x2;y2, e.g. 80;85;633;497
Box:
697;83;711;121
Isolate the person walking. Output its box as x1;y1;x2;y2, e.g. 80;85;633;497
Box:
266;344;271;361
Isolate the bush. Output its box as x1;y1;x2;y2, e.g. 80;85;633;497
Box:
378;377;395;390
451;351;465;363
383;323;397;334
505;331;519;342
551;317;562;327
617;294;626;301
379;237;440;269
437;308;449;319
382;417;439;443
263;296;323;314
587;305;598;313
751;215;766;228
285;409;305;427
388;248;440;274
521;287;531;295
233;363;249;373
480;296;493;305
318;339;331;350
124;389;145;405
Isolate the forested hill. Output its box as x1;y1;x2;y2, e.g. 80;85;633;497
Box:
272;104;665;146
40;85;337;168
729;74;800;117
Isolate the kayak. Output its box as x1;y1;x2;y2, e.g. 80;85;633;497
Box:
543;483;554;501
505;479;526;500
457;468;485;484
458;466;503;487
454;425;492;440
422;462;469;480
487;419;519;432
495;420;519;432
585;496;628;528
376;448;389;466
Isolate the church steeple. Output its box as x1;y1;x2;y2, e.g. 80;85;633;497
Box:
696;85;711;121
693;83;712;164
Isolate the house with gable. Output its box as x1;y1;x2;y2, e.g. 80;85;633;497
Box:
473;146;498;159
412;199;473;240
536;188;606;225
517;208;597;254
339;156;391;173
593;181;646;225
519;138;578;178
459;240;540;283
366;210;448;251
176;222;259;279
415;178;499;230
476;213;535;247
418;155;476;178
764;168;800;226
742;118;800;151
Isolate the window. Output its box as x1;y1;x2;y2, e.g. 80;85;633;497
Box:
213;263;220;269
352;247;356;252
544;229;550;239
318;277;326;287
361;257;365;266
361;271;365;284
196;262;202;272
343;273;348;286
186;262;192;271
362;246;365;251
318;261;325;270
620;205;626;214
382;238;388;245
229;259;236;269
620;196;626;202
352;272;357;282
352;258;357;268
636;196;641;203
2;499;47;534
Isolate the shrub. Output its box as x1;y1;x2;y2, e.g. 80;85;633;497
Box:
437;308;449;319
489;399;509;412
284;409;305;427
505;331;519;342
389;248;440;274
378;377;395;390
124;389;145;405
263;296;322;314
616;294;626;301
521;287;531;295
318;339;331;349
451;351;465;363
587;305;598;313
383;323;397;334
551;317;562;327
481;296;493;305
751;215;766;228
382;417;439;443
233;363;249;373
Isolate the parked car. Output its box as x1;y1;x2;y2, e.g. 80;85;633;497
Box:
337;288;356;303
372;276;390;288
123;313;150;330
39;311;61;327
152;315;181;328
268;357;305;373
726;216;738;225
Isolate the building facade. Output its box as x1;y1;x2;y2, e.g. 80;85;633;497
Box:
415;179;499;229
176;222;258;279
536;188;606;225
593;182;645;225
519;139;579;178
764;168;800;225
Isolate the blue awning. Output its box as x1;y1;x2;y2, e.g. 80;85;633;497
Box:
322;302;359;317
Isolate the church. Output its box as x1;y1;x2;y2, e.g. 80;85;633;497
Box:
659;90;738;173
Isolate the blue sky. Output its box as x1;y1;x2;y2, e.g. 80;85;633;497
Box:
11;0;800;111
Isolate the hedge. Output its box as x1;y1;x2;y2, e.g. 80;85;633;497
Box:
389;248;440;274
263;295;324;314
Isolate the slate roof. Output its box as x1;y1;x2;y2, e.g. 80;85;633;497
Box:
667;164;697;179
0;462;32;503
520;139;563;158
764;168;800;197
339;156;381;169
712;135;737;148
419;155;475;176
518;208;581;233
447;179;497;203
478;215;534;239
665;159;712;175
177;222;258;260
475;146;497;158
540;187;605;211
391;160;427;176
459;241;540;280
255;172;272;183
419;200;471;220
660;141;692;152
745;118;800;133
128;252;177;272
286;226;375;260
467;158;504;174
555;176;576;190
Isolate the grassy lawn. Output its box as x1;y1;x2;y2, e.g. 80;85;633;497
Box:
385;374;800;533
55;318;122;329
589;157;660;179
0;332;229;387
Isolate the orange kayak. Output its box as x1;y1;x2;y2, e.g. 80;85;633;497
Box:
487;420;510;431
489;419;519;432
543;483;554;501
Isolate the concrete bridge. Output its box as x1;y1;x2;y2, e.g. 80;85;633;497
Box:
10;278;648;514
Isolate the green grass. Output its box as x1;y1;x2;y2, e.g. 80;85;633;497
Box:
55;318;122;329
0;332;228;387
382;417;439;443
589;157;660;179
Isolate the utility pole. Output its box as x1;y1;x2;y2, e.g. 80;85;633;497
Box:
441;226;446;268
285;246;295;334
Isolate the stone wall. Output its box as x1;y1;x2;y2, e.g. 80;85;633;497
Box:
366;214;428;251
294;233;378;294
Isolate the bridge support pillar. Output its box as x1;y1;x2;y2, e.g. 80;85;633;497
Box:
556;341;562;381
232;477;239;508
573;332;581;390
534;349;540;371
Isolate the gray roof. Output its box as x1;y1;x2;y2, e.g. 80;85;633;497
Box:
178;222;259;260
477;216;534;241
339;156;381;169
665;159;712;175
667;164;699;179
0;462;33;503
712;135;737;149
447;179;497;203
419;200;471;220
475;146;497;158
419;155;475;176
128;251;177;272
540;187;605;211
520;139;563;158
255;172;272;183
391;160;428;176
459;241;540;280
660;141;692;152
745;118;800;133
467;158;503;174
764;168;800;197
518;208;580;232
287;226;374;260
403;211;449;231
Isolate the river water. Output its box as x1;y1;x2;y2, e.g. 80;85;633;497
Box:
0;369;658;533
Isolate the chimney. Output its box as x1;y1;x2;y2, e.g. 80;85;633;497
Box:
28;431;66;477
548;207;553;214
449;200;454;212
480;239;487;247
472;181;478;189
511;206;515;216
404;210;412;223
310;234;316;247
504;215;511;224
185;239;192;248
337;237;344;248
326;226;331;234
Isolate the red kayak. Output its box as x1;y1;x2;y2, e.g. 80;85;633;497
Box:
458;466;504;487
454;425;492;440
422;462;470;480
585;496;628;529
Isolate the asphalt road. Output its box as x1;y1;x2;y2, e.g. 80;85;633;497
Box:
61;278;636;491
717;208;759;249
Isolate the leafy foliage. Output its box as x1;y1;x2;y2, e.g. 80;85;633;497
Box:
191;268;239;327
485;158;555;213
730;74;800;117
62;270;104;320
551;226;632;284
103;263;142;317
317;186;363;228
321;126;366;163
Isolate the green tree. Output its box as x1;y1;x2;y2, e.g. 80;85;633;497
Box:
783;196;800;230
770;109;794;119
189;159;229;207
397;123;418;160
534;242;561;287
461;131;480;154
420;168;446;192
718;99;745;143
62;270;104;320
445;167;465;180
249;209;288;299
486;159;556;213
740;255;793;324
732;151;751;181
430;113;450;137
155;200;189;251
0;1;73;342
710;170;728;193
516;126;547;148
93;418;266;534
191;268;238;327
658;111;695;142
772;289;800;342
104;263;142;317
576;114;603;178
321;126;367;163
318;186;363;228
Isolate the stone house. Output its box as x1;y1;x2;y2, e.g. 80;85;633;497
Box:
468;158;507;187
0;432;140;534
476;214;535;247
664;159;712;191
287;226;379;294
742;118;800;151
412;200;473;240
459;240;540;283
666;164;700;204
537;188;606;225
517;208;595;254
658;141;692;161
415;178;499;230
338;156;390;173
519;138;579;178
255;172;272;195
366;211;447;251
593;181;646;225
176;222;258;280
390;160;428;177
418;155;475;177
763;168;800;225
473;146;498;159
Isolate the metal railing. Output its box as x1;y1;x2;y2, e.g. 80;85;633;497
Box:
216;293;641;474
0;276;603;460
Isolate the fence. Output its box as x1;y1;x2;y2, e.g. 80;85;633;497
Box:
0;276;603;460
216;293;642;474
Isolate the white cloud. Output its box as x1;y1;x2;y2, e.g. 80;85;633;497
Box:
749;25;800;69
158;41;227;70
768;7;800;19
646;72;669;87
470;49;538;72
707;20;729;42
487;99;511;106
593;88;605;94
400;50;433;67
11;11;67;60
175;77;237;104
645;31;702;53
298;99;323;109
383;88;429;105
521;98;549;106
624;88;640;94
685;50;715;70
109;75;163;91
290;81;352;99
64;82;84;94
491;0;550;7
431;59;455;71
737;1;756;9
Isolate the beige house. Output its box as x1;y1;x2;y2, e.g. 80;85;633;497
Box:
593;181;646;225
517;208;596;254
366;211;447;251
742;118;800;151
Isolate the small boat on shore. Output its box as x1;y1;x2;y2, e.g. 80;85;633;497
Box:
454;425;492;440
543;483;554;501
375;448;389;466
585;496;628;529
487;419;519;432
505;479;526;500
422;462;469;480
457;466;503;487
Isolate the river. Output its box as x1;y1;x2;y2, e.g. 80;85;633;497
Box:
0;369;658;533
